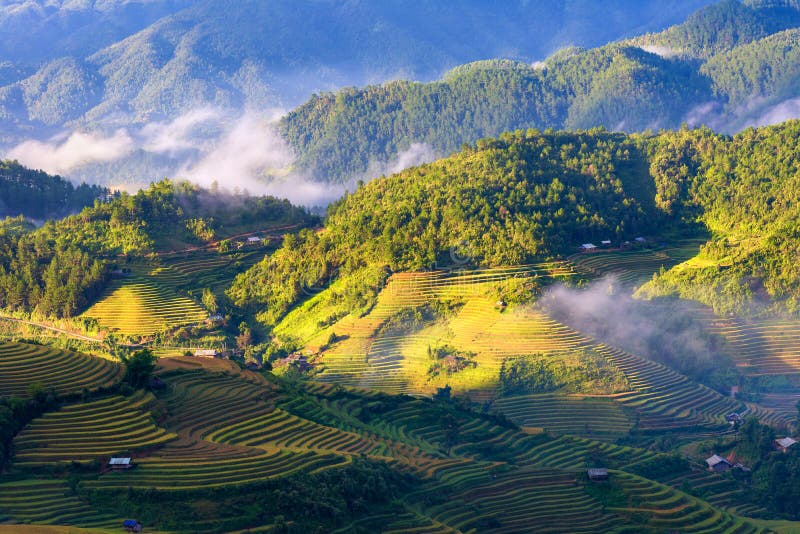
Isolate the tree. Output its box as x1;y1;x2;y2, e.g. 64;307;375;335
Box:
123;349;157;388
202;288;218;313
236;322;253;350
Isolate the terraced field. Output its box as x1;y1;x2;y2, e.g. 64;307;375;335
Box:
0;479;120;529
82;448;350;490
307;266;744;436
704;315;800;376
0;341;121;397
422;466;619;533
609;470;764;533
492;395;634;441
568;241;703;285
0;352;772;532
13;390;176;467
81;276;207;336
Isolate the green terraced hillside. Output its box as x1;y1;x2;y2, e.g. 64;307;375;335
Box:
0;354;776;533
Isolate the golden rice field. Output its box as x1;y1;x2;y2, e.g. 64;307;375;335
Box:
81;277;207;336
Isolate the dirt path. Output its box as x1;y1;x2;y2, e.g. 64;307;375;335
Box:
0;315;103;343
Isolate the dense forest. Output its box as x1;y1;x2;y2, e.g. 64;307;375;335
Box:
0;178;312;318
230;129;667;325
279;0;800;185
0;160;106;219
233;121;800;328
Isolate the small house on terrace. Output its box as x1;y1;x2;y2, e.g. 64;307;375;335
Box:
109;457;133;470
705;455;731;472
775;437;798;453
587;468;609;481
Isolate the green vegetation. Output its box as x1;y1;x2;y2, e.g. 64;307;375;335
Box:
231;129;662;326
640;122;800;315
499;350;630;396
631;0;800;58
0;161;106;220
0;177;312;320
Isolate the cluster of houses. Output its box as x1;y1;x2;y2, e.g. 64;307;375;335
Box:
579;237;647;252
706;436;797;473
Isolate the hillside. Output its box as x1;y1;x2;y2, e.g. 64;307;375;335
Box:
0;179;312;319
230;129;666;326
0;160;106;219
280;0;800;184
0;352;778;532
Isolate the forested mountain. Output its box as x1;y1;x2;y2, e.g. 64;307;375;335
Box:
0;159;106;219
280;0;800;185
0;0;715;183
639;121;800;315
0;0;711;130
233;121;800;328
0;179;312;318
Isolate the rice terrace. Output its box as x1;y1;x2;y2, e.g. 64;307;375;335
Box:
5;0;800;532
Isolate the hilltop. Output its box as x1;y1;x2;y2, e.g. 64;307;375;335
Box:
281;0;800;184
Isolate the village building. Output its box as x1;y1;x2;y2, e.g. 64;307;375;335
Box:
108;457;133;470
580;243;597;251
587;468;609;481
246;236;262;244
193;349;218;358
600;239;612;246
706;454;731;472
775;437;798;453
726;412;743;425
634;237;647;243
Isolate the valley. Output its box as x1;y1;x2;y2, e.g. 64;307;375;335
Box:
5;1;800;532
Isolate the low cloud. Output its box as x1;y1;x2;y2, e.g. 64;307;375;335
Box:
540;277;733;386
639;45;678;58
175;112;347;206
742;96;800;129
365;142;437;180
141;107;222;155
8;129;135;175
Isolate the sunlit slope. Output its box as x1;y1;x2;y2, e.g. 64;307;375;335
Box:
81;277;207;336
274;264;747;439
0;341;122;397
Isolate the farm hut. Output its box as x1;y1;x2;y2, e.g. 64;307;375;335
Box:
109;457;133;470
775;437;798;453
634;237;647;243
123;519;143;532
207;313;224;323
194;349;218;358
600;240;612;246
246;236;262;244
588;468;608;481
580;243;597;251
725;412;743;425
705;455;731;472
